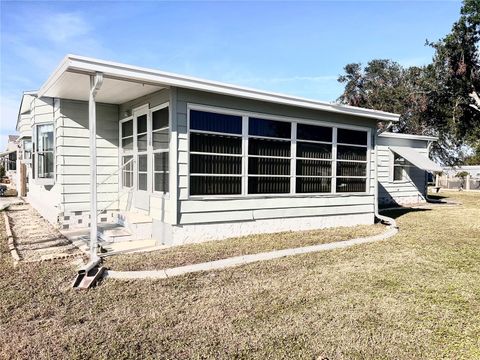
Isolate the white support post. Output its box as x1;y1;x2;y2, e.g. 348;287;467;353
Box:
89;72;103;261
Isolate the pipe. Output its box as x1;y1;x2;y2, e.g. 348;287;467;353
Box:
88;72;104;263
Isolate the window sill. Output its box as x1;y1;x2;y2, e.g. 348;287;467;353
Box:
187;192;372;201
34;178;55;186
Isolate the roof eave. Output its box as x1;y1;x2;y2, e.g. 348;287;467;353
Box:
38;54;401;122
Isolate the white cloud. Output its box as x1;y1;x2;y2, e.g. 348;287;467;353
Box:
41;12;92;44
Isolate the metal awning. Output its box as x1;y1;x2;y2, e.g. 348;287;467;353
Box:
0;149;16;157
390;146;442;172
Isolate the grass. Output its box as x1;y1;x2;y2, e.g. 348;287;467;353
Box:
107;223;385;271
1;191;479;359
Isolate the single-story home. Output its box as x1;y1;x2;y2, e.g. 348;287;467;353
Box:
13;55;441;250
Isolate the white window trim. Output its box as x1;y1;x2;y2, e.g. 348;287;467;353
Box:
118;103;171;197
33;122;55;185
186;103;373;199
391;151;415;183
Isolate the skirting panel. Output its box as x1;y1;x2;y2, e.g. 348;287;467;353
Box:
169;212;374;246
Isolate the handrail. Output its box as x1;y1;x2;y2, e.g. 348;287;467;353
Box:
97;187;133;217
98;157;134;187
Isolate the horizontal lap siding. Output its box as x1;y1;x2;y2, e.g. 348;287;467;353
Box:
175;87;376;225
58;100;120;211
377;140;428;202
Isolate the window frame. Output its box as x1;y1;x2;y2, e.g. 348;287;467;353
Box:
151;103;170;195
33;122;55;185
187;103;372;199
391;151;414;183
119;116;134;189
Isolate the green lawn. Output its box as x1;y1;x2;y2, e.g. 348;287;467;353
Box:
1;191;479;359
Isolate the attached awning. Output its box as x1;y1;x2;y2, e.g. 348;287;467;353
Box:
0;149;16;157
390;146;442;172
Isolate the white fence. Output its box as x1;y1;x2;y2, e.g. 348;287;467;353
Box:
436;174;480;191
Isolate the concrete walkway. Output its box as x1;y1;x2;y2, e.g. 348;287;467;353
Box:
106;225;398;281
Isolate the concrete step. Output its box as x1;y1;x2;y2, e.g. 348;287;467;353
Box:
97;223;136;243
117;211;153;240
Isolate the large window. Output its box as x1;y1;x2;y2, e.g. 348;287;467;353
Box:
189;110;243;195
34;123;54;182
121;119;134;188
188;107;370;196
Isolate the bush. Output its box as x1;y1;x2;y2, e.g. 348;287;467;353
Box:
0;165;5;179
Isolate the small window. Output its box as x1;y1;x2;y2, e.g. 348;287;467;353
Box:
122;156;133;188
138;154;148;191
23;139;32;160
121;120;134;151
249;118;291;139
35;124;54;181
137;115;148;152
152;106;170;194
297;124;332;142
337;128;368;146
393;153;409;181
190;110;242;134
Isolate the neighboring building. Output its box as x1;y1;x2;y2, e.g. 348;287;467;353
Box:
377;133;441;206
0;135;19;184
443;165;480;178
13;55;440;247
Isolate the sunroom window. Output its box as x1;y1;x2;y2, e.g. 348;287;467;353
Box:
188;107;370;197
152;107;169;193
336;128;368;193
248;118;291;194
189;110;242;195
34;123;54;182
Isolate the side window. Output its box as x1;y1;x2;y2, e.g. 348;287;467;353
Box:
33;123;54;183
393;153;406;181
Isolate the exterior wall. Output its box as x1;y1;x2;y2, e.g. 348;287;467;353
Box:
56;99;120;229
16;94;35;139
166;87;378;245
377;136;428;206
27;97;62;224
117;88;172;227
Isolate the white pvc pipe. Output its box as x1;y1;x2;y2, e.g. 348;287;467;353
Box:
89;72;103;262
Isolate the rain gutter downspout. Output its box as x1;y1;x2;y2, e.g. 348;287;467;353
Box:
88;72;104;265
374;121;397;228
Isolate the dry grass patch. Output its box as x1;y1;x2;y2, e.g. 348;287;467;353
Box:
1;192;479;359
106;223;385;271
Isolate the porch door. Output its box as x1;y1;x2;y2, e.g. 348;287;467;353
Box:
133;106;151;211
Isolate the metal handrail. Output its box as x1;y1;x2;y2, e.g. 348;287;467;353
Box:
96;157;135;217
98;157;134;187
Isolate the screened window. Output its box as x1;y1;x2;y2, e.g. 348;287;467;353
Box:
248;118;291;194
188;107;370;196
136;115;148;152
152;107;169;193
336;128;368;193
138;154;148;191
35;124;54;180
189;110;242;195
121;120;133;150
122;155;133;188
23;139;32;160
393;152;411;181
296;123;332;193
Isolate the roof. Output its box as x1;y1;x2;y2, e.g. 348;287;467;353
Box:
390;146;442;172
37;54;400;123
8;135;19;142
0;149;16;157
379;132;438;141
16;91;37;132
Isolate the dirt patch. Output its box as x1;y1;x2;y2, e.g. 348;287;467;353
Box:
6;203;84;263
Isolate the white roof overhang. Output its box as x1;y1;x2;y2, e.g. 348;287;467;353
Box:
379;132;438;141
390;146;442;172
37;54;401;121
0;149;16;157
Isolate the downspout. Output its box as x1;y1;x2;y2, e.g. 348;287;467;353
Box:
88;72;104;264
374;121;397;228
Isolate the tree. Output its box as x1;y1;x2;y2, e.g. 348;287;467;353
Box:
337;0;480;165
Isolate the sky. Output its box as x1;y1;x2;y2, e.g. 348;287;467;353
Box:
0;0;462;149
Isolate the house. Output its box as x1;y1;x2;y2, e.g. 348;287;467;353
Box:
13;55;441;251
0;135;19;184
377;132;441;206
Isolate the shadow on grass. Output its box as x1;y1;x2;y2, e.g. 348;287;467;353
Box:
379;207;431;220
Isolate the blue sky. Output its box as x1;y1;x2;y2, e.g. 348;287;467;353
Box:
0;0;462;149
